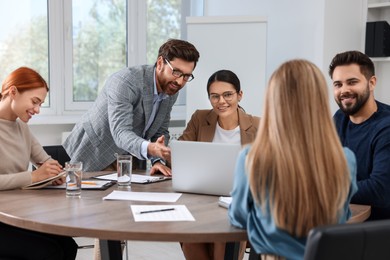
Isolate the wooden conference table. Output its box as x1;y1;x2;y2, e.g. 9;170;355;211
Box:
0;171;370;260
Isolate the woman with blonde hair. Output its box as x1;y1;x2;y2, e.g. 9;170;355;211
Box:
228;59;357;259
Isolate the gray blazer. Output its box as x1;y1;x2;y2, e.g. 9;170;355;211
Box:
63;65;178;171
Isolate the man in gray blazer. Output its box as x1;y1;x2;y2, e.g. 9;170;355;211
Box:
63;39;200;175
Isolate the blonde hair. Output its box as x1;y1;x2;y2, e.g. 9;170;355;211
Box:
247;59;350;237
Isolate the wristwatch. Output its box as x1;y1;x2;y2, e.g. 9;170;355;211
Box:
151;158;166;166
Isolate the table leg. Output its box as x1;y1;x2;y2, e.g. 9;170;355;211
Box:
224;242;240;260
99;240;122;260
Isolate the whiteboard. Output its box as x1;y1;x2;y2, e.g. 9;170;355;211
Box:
186;16;267;122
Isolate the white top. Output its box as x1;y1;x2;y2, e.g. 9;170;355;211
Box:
212;123;241;144
0;118;49;190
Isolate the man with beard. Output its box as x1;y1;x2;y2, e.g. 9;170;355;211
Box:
63;39;200;176
329;50;390;220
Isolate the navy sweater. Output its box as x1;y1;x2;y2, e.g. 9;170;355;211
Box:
334;101;390;220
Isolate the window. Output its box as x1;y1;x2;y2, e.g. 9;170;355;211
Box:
0;0;202;121
0;0;49;106
70;0;127;102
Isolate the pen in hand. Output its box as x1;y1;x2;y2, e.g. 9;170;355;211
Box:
138;208;175;214
35;157;52;167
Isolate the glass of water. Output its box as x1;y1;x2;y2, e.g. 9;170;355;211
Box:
116;154;132;188
65;161;83;198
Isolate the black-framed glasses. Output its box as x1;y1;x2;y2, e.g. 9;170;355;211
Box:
209;91;238;103
164;58;194;82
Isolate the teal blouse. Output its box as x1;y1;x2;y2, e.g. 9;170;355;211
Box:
228;146;358;260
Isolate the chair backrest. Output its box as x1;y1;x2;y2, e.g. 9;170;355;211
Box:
43;145;71;168
304;219;390;260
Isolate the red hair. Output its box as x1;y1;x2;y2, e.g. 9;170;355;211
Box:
0;67;48;99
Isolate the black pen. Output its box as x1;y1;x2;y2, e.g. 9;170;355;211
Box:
139;208;175;214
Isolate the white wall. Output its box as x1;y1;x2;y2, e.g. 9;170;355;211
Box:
204;0;324;78
203;0;364;113
186;16;267;120
30;124;75;146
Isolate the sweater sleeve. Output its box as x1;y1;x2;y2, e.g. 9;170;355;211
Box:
0;171;32;190
351;123;390;208
0;120;49;190
30;132;51;164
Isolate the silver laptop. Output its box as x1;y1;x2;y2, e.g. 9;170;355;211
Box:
170;140;241;196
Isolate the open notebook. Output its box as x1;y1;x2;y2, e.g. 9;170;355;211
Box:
22;171;66;190
45;180;114;190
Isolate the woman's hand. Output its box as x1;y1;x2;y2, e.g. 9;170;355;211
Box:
31;159;63;183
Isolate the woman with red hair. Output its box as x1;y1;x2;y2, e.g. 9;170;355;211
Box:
0;67;78;259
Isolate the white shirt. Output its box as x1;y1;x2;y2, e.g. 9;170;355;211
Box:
212;122;241;144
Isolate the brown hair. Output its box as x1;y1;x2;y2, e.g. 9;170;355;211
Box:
0;67;48;100
328;50;375;81
157;39;200;69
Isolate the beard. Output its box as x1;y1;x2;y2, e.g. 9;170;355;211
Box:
336;83;370;116
156;76;183;96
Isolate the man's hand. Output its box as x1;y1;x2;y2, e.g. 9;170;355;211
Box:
147;135;171;162
149;162;172;176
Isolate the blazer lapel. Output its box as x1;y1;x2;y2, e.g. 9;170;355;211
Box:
144;98;170;139
238;109;257;144
142;68;156;125
200;111;218;142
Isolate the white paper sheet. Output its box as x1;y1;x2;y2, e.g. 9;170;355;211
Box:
131;205;195;222
102;190;182;202
95;172;117;181
95;173;171;184
218;196;232;209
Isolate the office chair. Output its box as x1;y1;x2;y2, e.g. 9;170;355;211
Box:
304;219;390;260
42;145;71;167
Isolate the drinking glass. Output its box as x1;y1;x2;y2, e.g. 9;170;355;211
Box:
116;154;132;187
65;161;83;198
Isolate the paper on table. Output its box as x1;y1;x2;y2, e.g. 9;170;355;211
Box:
103;190;182;202
95;173;171;184
218;196;232;209
131;205;195;222
94;172;118;181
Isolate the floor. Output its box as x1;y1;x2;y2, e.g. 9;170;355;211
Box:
75;237;184;260
74;237;250;260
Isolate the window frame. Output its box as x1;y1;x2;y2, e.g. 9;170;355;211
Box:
35;0;201;124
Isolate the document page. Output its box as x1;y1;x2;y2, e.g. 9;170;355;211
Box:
103;190;182;202
95;173;171;184
131;205;195;222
